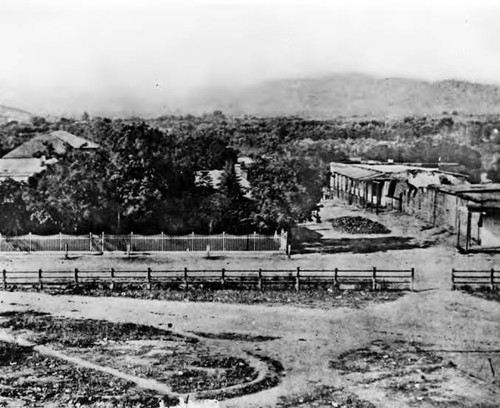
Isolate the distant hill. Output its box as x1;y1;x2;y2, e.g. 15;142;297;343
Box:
0;105;33;124
181;73;500;118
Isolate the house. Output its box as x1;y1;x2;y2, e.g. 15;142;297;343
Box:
2;130;99;159
0;157;51;182
0;131;99;183
195;164;251;198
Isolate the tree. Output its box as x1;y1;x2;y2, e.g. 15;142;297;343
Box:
0;179;30;235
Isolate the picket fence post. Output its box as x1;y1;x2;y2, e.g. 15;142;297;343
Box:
372;267;377;291
2;269;6;289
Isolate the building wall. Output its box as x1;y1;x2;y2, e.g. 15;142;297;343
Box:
481;214;500;247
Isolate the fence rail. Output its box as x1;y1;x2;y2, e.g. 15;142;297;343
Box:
0;232;287;253
452;268;499;290
0;267;414;291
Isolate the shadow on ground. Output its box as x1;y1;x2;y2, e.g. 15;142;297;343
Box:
291;226;434;254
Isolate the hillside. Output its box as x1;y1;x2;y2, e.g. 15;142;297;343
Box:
182;73;500;119
0;105;33;124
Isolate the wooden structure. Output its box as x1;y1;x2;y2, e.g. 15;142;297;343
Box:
1;267;415;291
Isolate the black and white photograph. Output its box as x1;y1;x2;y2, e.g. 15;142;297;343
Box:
0;0;499;407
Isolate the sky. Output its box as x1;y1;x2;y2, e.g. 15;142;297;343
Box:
1;0;500;116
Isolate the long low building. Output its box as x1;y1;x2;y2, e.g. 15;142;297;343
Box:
326;162;468;210
325;162;500;253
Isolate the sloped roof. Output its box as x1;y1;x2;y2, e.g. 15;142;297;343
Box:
438;184;500;207
329;163;383;180
0;158;47;181
3;131;99;159
330;162;467;182
195;165;251;197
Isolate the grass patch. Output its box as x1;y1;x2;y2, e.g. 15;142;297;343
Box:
0;340;178;407
0;311;190;348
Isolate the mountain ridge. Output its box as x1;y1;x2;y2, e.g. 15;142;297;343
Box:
180;73;500;119
0;104;33;124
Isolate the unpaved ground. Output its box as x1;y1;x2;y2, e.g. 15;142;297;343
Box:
0;288;499;407
0;201;499;407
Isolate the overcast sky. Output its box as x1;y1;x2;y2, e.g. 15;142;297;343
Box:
1;0;499;116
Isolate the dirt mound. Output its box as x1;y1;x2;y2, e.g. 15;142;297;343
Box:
330;216;391;234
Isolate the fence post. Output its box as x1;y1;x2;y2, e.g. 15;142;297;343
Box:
38;269;43;290
192;232;195;251
147;267;152;290
222;232;226;252
130;232;133;252
2;269;6;289
334;267;339;289
183;267;188;291
206;244;211;258
287;244;292;259
74;268;79;286
372;267;377;291
221;268;225;288
295;267;300;291
491;268;495;291
110;268;115;291
258;268;262;291
89;233;92;252
65;244;69;259
410;267;415;291
29;232;32;252
161;232;164;252
101;232;105;253
59;232;62;252
451;268;455;290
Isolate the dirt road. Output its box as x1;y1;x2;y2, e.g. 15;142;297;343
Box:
1;287;499;407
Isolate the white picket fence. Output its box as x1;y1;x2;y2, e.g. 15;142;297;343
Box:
0;231;288;253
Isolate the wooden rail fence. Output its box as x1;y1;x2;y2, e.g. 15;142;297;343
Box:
0;267;414;291
452;268;499;290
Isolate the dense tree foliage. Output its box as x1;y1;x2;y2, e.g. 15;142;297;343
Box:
0;112;496;234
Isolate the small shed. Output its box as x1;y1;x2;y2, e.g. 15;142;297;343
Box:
445;184;500;253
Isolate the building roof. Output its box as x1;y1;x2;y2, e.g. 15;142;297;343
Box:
2;131;99;159
329;162;468;187
0;158;48;182
195;164;251;197
437;184;500;208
